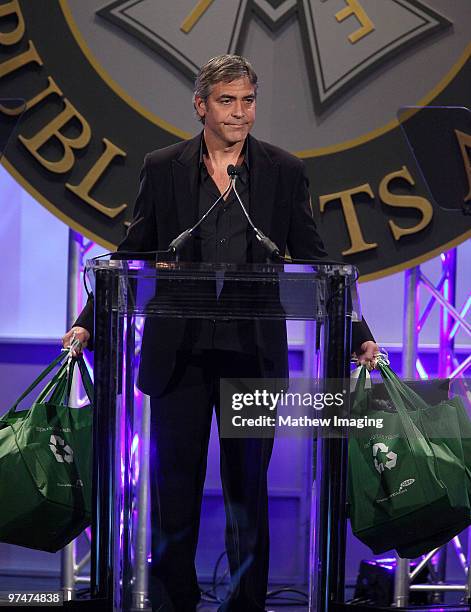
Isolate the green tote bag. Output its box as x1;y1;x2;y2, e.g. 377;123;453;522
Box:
348;362;471;559
391;373;471;558
0;352;93;553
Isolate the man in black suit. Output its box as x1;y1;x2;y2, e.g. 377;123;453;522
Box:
64;55;378;612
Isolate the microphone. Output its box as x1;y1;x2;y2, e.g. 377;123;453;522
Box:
227;164;240;177
226;165;282;261
168;179;232;256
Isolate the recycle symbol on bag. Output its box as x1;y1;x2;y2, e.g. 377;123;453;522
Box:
49;434;74;464
372;442;397;474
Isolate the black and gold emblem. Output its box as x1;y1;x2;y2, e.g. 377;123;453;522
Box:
0;0;470;279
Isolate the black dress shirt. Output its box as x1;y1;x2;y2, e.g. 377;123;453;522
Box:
191;137;256;353
195;148;250;264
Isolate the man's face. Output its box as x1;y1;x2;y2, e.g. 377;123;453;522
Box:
195;77;256;147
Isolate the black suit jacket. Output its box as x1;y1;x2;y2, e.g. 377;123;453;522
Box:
76;132;374;395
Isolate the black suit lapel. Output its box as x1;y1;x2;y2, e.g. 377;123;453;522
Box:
171;133;201;233
248;135;279;259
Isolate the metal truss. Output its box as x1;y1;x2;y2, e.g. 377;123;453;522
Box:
395;247;471;607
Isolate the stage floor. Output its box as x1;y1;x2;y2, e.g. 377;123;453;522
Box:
0;574;307;610
0;575;468;611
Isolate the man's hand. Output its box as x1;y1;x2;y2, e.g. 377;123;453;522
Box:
352;340;380;370
62;326;90;357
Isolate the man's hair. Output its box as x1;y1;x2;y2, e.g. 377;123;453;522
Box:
193;54;258;123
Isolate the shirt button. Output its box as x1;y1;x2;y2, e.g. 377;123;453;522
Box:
219;238;226;244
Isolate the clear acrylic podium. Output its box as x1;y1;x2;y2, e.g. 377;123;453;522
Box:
86;257;358;612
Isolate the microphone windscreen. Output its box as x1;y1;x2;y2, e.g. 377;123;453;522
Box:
227;164;240;177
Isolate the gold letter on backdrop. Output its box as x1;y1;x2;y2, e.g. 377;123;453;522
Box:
0;0;25;46
379;166;433;240
0;40;42;80
0;76;62;116
18;99;91;173
335;0;375;44
319;184;378;255
455;130;471;202
181;0;215;33
66;138;128;218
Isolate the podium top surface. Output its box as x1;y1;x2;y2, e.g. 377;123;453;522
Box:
86;258;359;321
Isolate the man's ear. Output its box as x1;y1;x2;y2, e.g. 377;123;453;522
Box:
194;96;206;120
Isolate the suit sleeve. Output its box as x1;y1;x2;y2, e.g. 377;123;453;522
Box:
287;162;375;353
286;163;328;260
115;154;158;253
351;317;375;354
73;155;158;350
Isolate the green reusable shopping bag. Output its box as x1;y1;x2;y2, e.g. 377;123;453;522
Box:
393;377;471;558
0;352;93;553
348;362;471;558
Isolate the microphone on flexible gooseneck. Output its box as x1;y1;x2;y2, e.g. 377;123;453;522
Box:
168;179;232;256
227;165;282;261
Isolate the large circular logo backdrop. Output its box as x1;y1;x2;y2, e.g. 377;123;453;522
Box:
1;0;470;279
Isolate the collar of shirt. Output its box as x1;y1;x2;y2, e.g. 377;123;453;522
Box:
199;133;249;185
